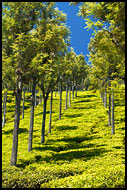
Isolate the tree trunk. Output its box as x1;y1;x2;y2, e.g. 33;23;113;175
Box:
49;90;53;133
2;91;7;127
82;79;84;91
65;81;68;110
39;92;41;104
30;82;32;93
59;82;62;120
41;97;47;143
10;77;22;166
69;82;71;107
28;79;36;152
108;93;111;126
22;87;25;119
104;88;107;108
35;89;37;107
72;80;74;99
75;81;77;97
111;92;115;135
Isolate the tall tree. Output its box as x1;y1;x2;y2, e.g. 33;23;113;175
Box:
48;89;53;133
2;2;53;166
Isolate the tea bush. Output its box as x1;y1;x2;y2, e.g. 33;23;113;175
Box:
2;89;125;188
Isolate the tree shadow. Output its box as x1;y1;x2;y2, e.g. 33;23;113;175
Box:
73;106;86;109
56;136;94;143
24;105;31;109
115;103;125;106
74;99;91;103
73;106;96;109
34;112;43;116
33;143;95;153
6;109;15;113
44;148;109;163
118;127;125;130
57;125;78;131
120;118;125;123
78;95;97;98
18;144;108;168
113;146;122;149
64;113;83;118
3;128;28;135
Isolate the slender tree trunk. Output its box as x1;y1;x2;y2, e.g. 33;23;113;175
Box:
2;92;5;110
82;79;84;91
65;81;68;110
75;81;77;97
10;77;22;166
39;92;41;104
111;92;115;135
28;82;30;92
30;82;32;93
59;82;62;120
104;88;107;108
22;87;25;119
41;97;47;143
69;82;71;107
72;80;74;99
35;89;37;107
2;91;7;127
108;93;111;126
49;90;53;133
28;79;36;152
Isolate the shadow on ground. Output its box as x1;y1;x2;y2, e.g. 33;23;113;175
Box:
64;113;83;118
3;128;28;135
56;125;78;131
17;146;109;168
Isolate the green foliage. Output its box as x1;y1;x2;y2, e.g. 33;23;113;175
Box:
2;90;125;188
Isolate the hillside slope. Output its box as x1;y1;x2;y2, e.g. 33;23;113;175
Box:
2;90;125;188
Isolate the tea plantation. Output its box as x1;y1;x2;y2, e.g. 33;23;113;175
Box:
2;90;125;188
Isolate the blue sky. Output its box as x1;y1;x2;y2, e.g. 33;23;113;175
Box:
55;2;93;64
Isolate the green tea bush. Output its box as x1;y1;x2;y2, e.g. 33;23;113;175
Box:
2;90;125;188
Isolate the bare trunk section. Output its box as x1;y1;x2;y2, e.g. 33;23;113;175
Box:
104;88;107;108
41;97;47;143
108;93;111;126
59;82;62;120
69;82;71;107
2;91;7;127
72;80;74;99
39;92;42;104
49;90;53;133
65;81;68;110
75;81;77;97
22;87;25;119
111;92;115;135
10;77;22;166
35;89;37;107
28;79;36;152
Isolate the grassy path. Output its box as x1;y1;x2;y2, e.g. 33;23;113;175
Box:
2;90;125;188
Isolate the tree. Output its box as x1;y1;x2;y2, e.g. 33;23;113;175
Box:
2;2;54;166
37;18;70;143
2;90;7;127
48;89;53;133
